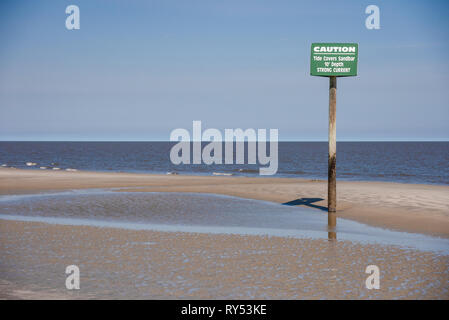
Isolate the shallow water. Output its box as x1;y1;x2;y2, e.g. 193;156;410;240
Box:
0;190;448;254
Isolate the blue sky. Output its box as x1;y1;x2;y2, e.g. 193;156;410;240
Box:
0;0;448;141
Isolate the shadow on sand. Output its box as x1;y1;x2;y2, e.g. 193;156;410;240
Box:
282;197;328;212
283;198;336;240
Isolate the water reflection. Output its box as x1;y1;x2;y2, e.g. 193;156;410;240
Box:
328;212;337;241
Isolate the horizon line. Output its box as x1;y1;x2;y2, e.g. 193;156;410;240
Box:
0;140;448;143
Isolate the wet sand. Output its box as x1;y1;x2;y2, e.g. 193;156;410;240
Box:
1;220;448;299
1;168;448;237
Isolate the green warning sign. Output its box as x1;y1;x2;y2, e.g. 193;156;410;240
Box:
310;43;358;77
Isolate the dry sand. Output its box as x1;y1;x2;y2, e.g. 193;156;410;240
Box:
1;168;448;237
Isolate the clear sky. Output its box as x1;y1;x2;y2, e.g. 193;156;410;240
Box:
1;0;448;141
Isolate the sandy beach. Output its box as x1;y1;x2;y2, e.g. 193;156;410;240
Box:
1;168;449;299
1;168;448;237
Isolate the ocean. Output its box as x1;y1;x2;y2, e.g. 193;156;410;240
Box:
1;141;448;185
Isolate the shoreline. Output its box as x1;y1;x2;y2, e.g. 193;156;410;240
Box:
1;168;449;238
3;166;449;187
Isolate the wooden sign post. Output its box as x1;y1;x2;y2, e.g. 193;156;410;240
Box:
328;76;337;214
310;43;358;226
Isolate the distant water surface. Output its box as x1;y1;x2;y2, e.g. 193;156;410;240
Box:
0;142;448;185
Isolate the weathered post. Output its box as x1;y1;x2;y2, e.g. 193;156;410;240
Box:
328;76;337;214
310;43;358;233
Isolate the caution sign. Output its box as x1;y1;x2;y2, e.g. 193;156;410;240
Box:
310;43;358;77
